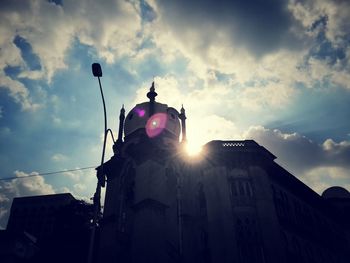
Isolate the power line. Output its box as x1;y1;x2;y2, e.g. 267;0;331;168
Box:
0;166;97;181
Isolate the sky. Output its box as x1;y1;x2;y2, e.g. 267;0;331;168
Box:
0;0;350;228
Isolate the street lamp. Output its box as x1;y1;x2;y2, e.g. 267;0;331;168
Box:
88;63;109;263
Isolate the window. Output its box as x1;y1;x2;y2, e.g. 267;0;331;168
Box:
271;186;293;224
197;183;207;218
230;180;254;197
245;181;253;197
231;181;238;196
238;181;245;195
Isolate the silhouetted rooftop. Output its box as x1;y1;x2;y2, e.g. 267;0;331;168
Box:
204;140;276;160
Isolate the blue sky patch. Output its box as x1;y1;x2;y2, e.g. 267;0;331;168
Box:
13;35;42;71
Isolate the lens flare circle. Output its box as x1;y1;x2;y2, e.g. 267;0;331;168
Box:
134;107;146;117
146;113;168;138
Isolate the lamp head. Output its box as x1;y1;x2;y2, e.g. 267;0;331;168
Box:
92;63;102;77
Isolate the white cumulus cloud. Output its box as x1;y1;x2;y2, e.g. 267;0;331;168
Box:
0;0;142;110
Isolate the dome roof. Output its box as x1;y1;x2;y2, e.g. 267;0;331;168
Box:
322;186;350;199
124;83;181;140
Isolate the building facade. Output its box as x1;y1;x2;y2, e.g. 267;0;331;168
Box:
7;193;75;238
5;193;93;263
98;84;350;263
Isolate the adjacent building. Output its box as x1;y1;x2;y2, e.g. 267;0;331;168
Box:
6;193;76;239
4;193;93;263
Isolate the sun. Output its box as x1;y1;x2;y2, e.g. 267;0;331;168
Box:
185;141;203;156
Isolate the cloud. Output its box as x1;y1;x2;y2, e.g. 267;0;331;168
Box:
142;0;350;102
243;126;350;193
58;167;96;202
61;168;96;203
187;114;239;146
238;79;297;111
147;0;303;74
63;0;142;63
0;71;40;111
51;153;68;162
0;171;55;229
288;0;350;46
0;0;142;109
155;0;299;57
2;0;348;113
62;168;86;181
302;166;349;193
288;0;350;89
74;183;87;193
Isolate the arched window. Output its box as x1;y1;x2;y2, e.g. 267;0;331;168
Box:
197;183;207;219
238;181;245;195
231;181;238;196
231;180;254;197
245;181;253;196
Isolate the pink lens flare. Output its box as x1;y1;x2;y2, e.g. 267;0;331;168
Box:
146;113;168;138
134;107;146;117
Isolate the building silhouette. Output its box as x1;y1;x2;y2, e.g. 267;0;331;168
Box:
6;193;75;238
3;193;93;263
98;83;350;263
3;83;350;263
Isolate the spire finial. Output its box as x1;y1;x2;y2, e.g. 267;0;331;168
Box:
181;104;185;114
179;104;187;142
115;103;126;153
147;81;157;102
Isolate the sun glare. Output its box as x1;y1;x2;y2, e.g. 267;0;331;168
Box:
185;142;203;156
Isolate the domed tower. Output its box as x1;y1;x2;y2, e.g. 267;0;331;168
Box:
99;83;186;263
122;82;182;151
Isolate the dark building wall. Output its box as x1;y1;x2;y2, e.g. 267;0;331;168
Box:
5;193;93;263
200;165;237;263
6;193;75;238
99;137;185;263
267;164;350;263
99;139;350;263
195;142;286;263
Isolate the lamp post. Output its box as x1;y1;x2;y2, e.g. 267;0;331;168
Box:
88;63;108;263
